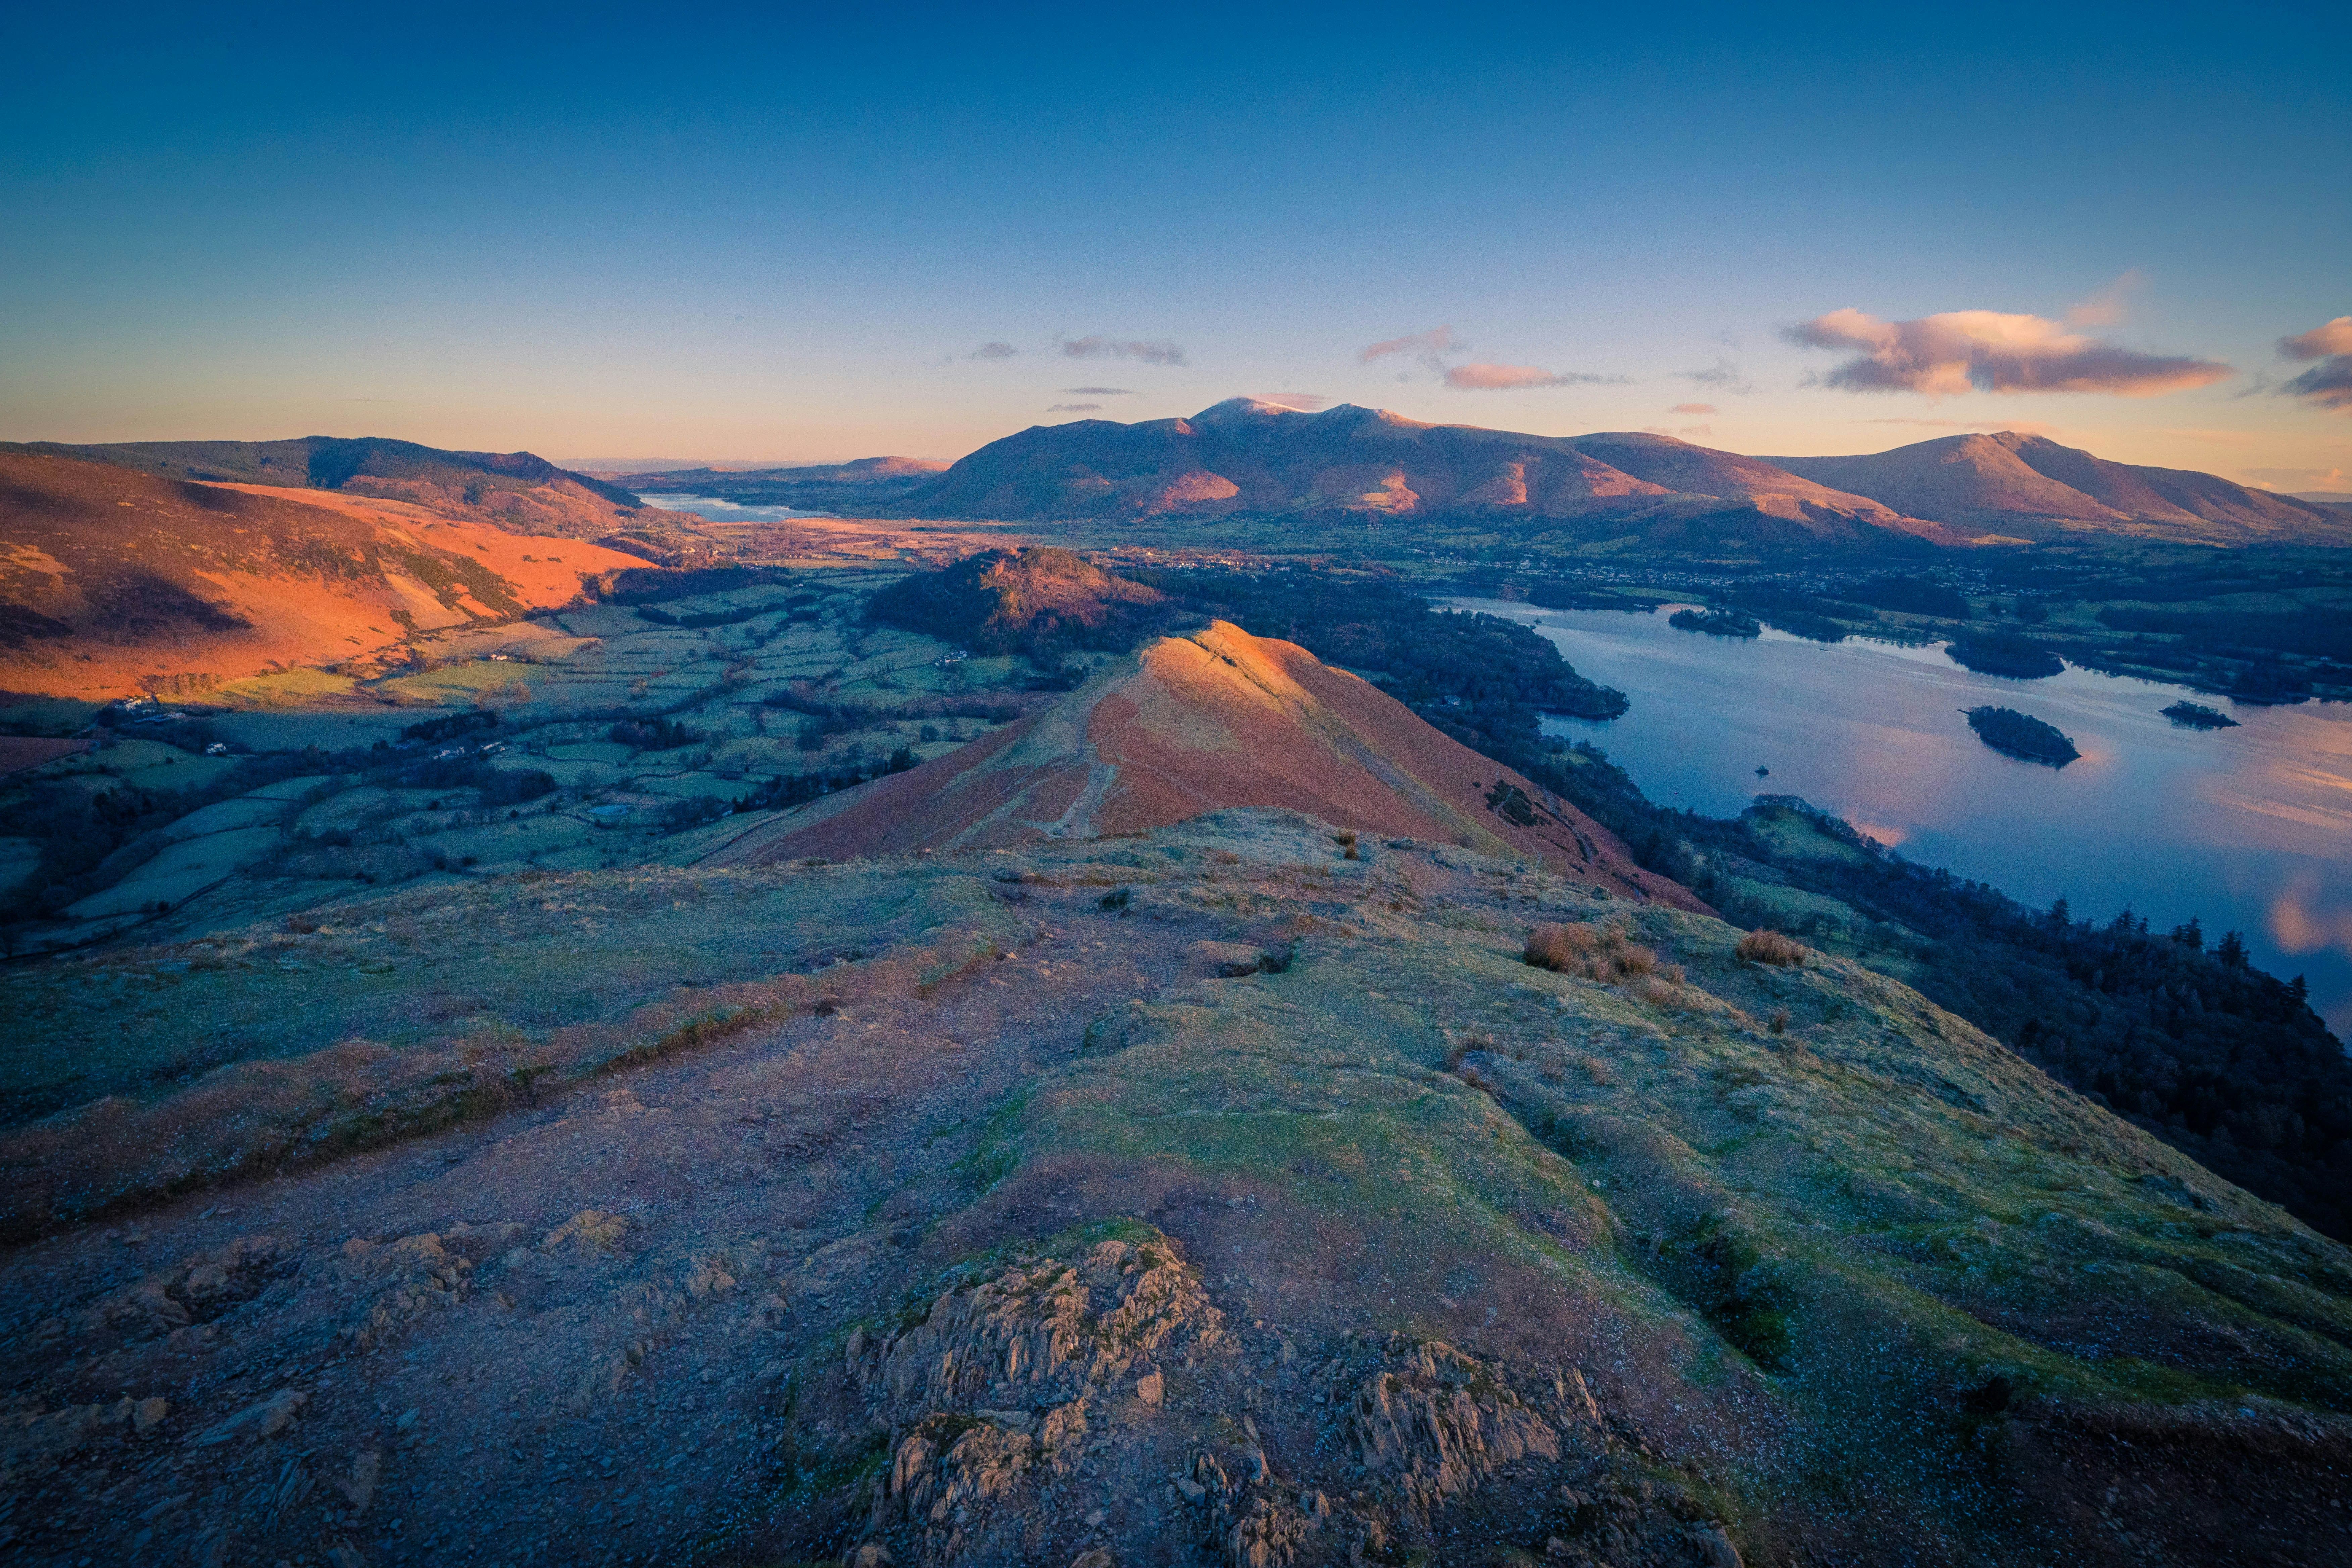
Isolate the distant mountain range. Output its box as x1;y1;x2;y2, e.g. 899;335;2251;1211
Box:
870;399;2343;549
607;456;948;511
0;436;647;537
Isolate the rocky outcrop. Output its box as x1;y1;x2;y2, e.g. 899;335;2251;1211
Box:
855;1232;1231;1562
1346;1336;1566;1507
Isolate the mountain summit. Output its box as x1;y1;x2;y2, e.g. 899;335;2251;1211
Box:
706;619;1705;908
1765;430;2339;544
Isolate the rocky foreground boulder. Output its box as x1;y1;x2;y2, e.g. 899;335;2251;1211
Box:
1;810;2346;1565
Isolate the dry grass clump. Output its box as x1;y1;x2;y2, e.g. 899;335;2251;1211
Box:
1333;829;1361;861
1523;922;1658;984
1736;929;1808;967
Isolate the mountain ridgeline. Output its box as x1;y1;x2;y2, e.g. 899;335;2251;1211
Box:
869;399;2346;549
2;435;647;536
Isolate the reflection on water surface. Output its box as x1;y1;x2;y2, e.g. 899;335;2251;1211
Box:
1447;599;2352;1036
636;492;833;522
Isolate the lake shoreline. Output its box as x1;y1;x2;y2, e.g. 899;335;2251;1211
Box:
1445;596;2352;1036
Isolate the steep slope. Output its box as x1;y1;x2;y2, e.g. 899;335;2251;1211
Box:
0;450;647;698
2;435;649;537
1768;432;2346;544
2;815;2347;1566
705;619;1707;908
896;398;1977;547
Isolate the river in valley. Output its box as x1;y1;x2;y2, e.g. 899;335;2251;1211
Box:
1445;598;2352;1036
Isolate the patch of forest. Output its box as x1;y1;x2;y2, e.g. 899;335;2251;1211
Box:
1946;634;2065;678
1964;706;2079;765
1669;607;1760;638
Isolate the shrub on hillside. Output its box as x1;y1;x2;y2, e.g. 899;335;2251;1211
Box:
1736;929;1807;966
1524;922;1657;982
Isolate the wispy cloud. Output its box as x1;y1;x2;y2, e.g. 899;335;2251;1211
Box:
2064;269;2145;327
967;342;1020;360
1046;403;1102;413
1675;357;1754;396
1060;336;1185;366
1669;402;1718;415
1061;386;1133;395
1359;326;1462;364
1446;363;1620;390
1256;393;1329;410
2241;465;2351;492
1360;325;1618;391
2278;317;2352;412
1785;307;2232;396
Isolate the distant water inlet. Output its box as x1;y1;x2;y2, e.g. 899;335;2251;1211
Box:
1444;598;2352;1036
635;492;834;522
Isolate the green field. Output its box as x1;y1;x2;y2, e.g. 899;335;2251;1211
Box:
0;566;1052;961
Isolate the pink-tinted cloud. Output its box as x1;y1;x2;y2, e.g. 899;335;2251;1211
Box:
2281;317;2352;359
1670;402;1718;415
1785;308;2232;396
2278;318;2352;412
1445;362;1620;390
1255;392;1330;410
1060;336;1186;366
1046;403;1101;412
1359;326;1461;363
1061;386;1133;395
967;342;1019;360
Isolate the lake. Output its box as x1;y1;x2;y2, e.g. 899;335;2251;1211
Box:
1445;598;2352;1036
636;492;834;522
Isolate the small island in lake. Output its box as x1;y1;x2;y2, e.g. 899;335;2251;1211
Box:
2163;700;2240;729
1964;705;2080;765
1946;633;2065;678
1669;606;1762;638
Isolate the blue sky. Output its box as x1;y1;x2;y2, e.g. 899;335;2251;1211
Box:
3;2;2346;482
